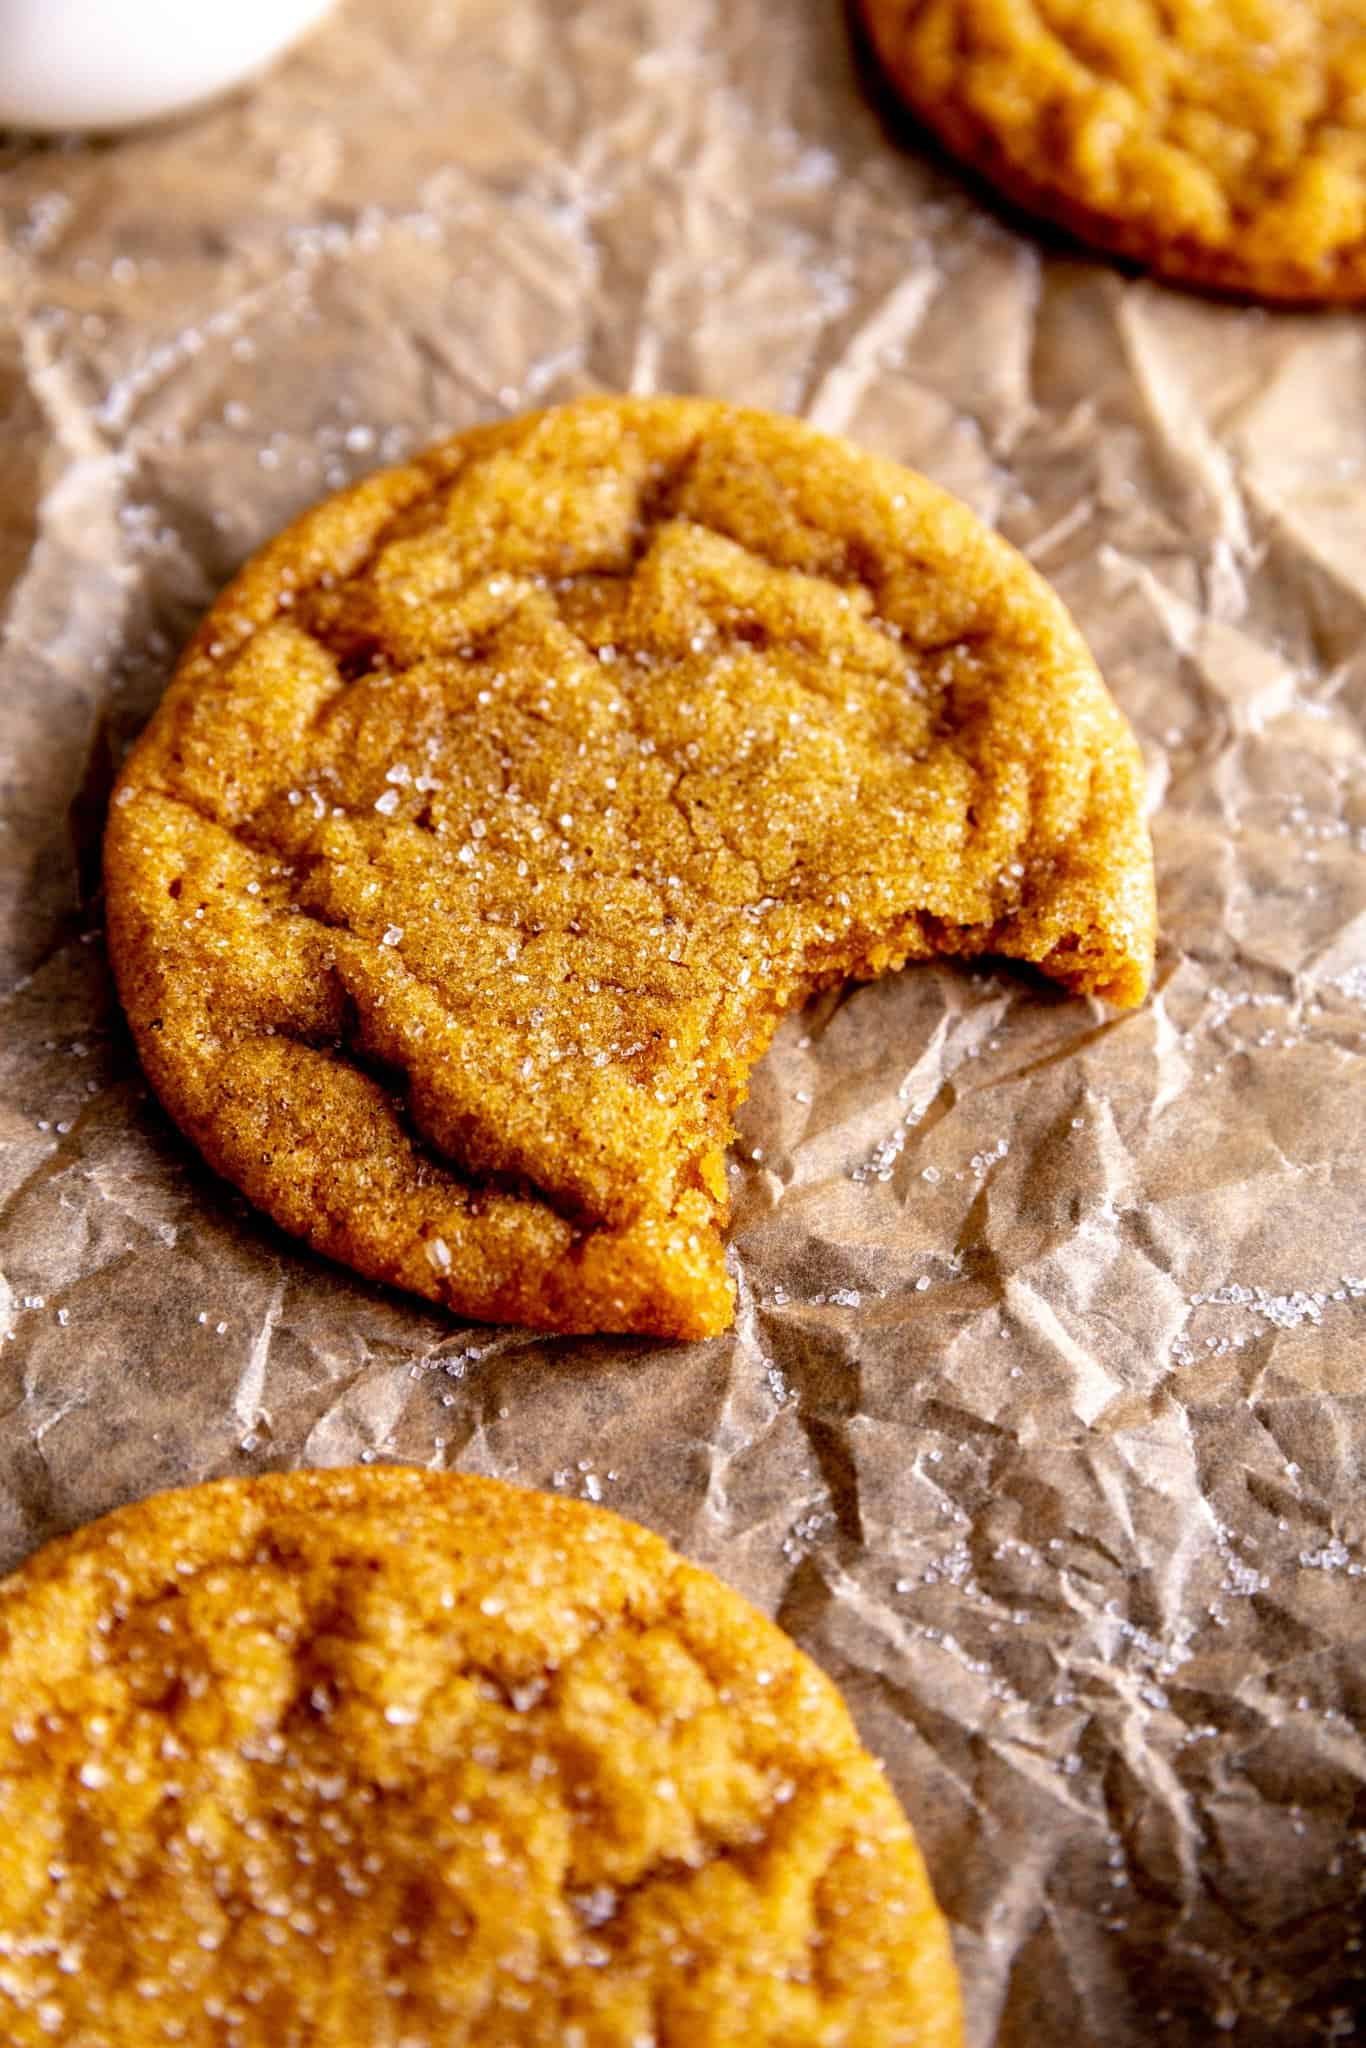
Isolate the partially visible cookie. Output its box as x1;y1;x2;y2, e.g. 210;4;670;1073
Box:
0;1467;963;2047
859;0;1366;302
105;396;1154;1338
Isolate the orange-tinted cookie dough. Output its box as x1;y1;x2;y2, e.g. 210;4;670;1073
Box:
860;0;1366;301
105;397;1154;1336
0;1466;964;2047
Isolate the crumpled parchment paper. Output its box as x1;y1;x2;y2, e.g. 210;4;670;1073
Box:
2;3;1365;2042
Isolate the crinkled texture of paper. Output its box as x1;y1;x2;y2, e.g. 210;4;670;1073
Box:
1;4;1364;2043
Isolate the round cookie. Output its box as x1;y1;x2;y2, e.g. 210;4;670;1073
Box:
0;1467;963;2047
859;0;1366;302
105;396;1154;1338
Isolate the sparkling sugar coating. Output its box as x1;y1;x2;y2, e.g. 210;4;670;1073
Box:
0;1467;962;2048
104;398;1154;1337
860;0;1366;302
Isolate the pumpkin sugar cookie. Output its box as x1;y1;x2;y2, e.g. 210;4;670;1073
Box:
858;0;1366;302
0;1467;964;2047
105;397;1155;1338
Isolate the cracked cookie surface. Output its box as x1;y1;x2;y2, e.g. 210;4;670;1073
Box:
0;1467;963;2048
105;396;1154;1337
859;0;1366;300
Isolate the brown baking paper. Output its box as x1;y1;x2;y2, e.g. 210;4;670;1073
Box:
2;2;1365;2041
